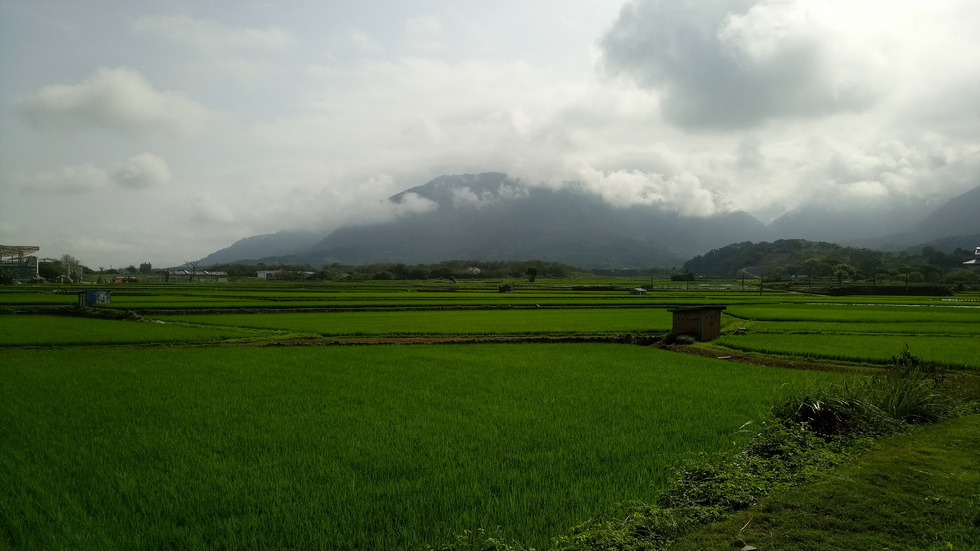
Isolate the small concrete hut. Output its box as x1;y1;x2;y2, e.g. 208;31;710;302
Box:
668;305;726;341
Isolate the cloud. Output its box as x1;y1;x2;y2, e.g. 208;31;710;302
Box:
133;15;294;83
133;15;294;53
405;16;447;55
450;183;529;209
576;167;720;216
21;163;112;194
20;154;172;193
114;153;172;189
599;0;881;129
14;67;228;137
189;193;236;224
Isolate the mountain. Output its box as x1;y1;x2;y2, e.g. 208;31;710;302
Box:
913;184;980;240
308;173;767;268
198;174;979;269
765;200;926;244
198;230;323;266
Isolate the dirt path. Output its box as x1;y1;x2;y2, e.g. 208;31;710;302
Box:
250;333;869;373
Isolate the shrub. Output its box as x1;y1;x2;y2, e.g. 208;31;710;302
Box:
770;380;896;438
876;345;949;423
417;528;532;551
771;347;954;437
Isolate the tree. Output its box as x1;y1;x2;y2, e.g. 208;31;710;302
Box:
60;254;79;281
945;269;980;285
670;270;696;282
832;263;856;288
139;262;152;274
526;267;539;283
184;260;201;282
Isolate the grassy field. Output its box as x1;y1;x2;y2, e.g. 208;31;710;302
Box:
156;308;674;337
717;302;980;370
1;279;978;549
0;315;276;346
0;344;848;550
715;333;979;370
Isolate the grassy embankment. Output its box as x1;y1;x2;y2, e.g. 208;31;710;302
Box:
670;414;980;550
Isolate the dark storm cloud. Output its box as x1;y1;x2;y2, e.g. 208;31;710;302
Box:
599;0;877;129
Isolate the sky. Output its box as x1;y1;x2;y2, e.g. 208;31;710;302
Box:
2;0;979;268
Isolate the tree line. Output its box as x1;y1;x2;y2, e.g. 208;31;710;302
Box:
683;239;979;285
205;259;581;282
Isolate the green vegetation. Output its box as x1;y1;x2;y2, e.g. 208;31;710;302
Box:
0;345;845;550
462;348;978;551
0;315;271;346
1;277;978;550
671;415;980;550
716;302;980;370
716;333;978;370
684;239;979;289
157;309;673;337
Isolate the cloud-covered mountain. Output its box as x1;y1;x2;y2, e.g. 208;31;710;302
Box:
200;172;980;268
198;230;324;266
913;184;980;240
202;173;769;268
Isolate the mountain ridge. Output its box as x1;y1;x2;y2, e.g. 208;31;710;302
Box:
199;173;980;268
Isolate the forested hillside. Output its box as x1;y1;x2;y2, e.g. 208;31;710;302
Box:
683;239;978;283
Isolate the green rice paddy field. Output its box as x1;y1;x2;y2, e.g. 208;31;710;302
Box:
1;281;978;549
1;345;843;550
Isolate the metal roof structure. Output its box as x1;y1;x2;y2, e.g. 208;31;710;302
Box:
0;245;40;263
964;247;980;266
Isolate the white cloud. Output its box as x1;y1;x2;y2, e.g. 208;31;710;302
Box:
14;67;229;137
21;163;112;194
189;193;236;224
405;16;447;55
133;15;295;83
114;153;172;189
20;154;172;193
576;167;720;216
133;15;294;54
449;184;529;209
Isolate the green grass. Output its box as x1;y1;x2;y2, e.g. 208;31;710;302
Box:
0;344;848;550
670;415;980;550
155;308;674;337
0;315;272;346
715;333;980;370
727;303;980;323
730;319;980;336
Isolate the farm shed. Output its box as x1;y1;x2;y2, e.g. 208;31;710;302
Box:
629;288;647;295
668;305;726;341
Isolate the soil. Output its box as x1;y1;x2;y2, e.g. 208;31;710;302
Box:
659;343;873;373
